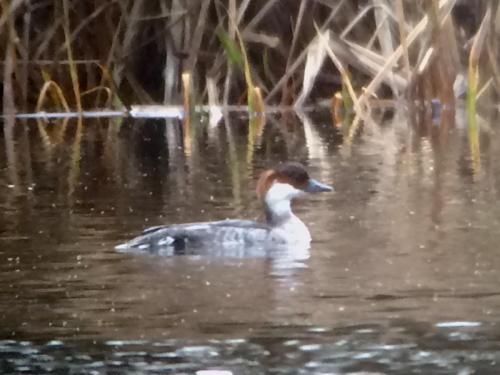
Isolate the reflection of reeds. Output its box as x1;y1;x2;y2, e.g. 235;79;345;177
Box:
246;114;266;165
217;24;265;114
182;72;192;156
3;115;19;195
314;27;368;143
68;117;83;199
103;117;124;182
297;110;329;167
223;111;243;207
2;0;19;193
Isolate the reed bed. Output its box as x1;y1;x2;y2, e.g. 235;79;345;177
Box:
0;0;496;114
0;0;499;181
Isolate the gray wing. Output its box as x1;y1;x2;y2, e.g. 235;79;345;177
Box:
115;219;271;251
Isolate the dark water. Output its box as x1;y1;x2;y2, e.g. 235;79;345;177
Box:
1;110;500;374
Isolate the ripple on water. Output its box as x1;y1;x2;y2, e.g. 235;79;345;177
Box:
0;331;500;374
435;321;482;328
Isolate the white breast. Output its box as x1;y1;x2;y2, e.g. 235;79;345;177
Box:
264;182;311;246
269;214;311;246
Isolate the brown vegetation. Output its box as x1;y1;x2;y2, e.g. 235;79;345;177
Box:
0;0;497;114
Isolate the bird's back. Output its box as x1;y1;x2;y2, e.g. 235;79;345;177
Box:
115;219;274;253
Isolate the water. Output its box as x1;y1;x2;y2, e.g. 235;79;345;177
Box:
1;110;500;374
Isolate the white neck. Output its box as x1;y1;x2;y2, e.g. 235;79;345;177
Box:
265;198;293;225
264;182;303;225
264;183;311;245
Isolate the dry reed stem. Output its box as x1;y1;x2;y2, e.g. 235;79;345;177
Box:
40;70;64;109
314;27;372;143
439;6;461;75
2;0;18;194
491;4;500;94
20;3;31;111
222;0;237;106
185;0;211;73
467;6;491;174
341;4;379;39
286;0;307;70
114;0;143;87
0;0;492;112
62;0;82;112
206;77;222;128
265;0;346;102
242;0;280;33
0;0;23;33
342;40;407;89
207;77;219;108
282;0;311;104
81;86;113;107
425;0;460;105
417;47;435;74
1;59;102;66
94;63;121;108
294;34;328;108
182;72;192;116
33;18;62;61
314;26;366;122
2;0;16;115
477;78;493;99
366;6;397;50
252;87;265;114
486;45;500;95
358;0;457;108
374;0;398;95
395;0;411;80
236;0;251;24
182;72;192;156
469;7;491;88
56;1;117;56
161;0;180;103
231;19;265;113
36;80;71;113
124;71;154;103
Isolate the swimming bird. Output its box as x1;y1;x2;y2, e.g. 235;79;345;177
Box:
115;162;332;253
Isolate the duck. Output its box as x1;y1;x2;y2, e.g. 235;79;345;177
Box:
115;162;332;253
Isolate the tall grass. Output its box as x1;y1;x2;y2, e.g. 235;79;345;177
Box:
467;6;491;175
0;0;496;115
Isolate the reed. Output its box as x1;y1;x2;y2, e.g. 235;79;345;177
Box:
217;22;265;114
246;111;266;164
2;0;16;115
36;80;71;113
62;0;82;112
0;0;495;120
467;6;491;174
182;71;193;156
